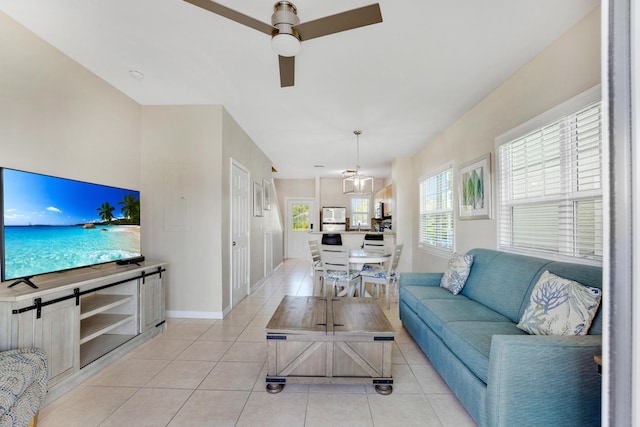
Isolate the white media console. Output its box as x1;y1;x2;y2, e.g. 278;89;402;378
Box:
0;261;167;403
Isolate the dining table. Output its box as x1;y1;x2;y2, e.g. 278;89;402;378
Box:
348;248;391;270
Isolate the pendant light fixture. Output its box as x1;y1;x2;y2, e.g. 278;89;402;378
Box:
342;130;374;194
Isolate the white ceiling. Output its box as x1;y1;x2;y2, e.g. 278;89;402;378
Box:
0;0;599;179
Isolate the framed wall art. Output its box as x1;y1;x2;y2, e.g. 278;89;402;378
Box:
459;153;491;220
263;179;271;211
253;181;263;217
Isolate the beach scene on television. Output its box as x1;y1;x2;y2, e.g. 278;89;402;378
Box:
2;168;141;281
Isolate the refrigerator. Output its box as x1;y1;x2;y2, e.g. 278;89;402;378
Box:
322;207;347;231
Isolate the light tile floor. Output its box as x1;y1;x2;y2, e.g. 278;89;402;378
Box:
38;259;476;427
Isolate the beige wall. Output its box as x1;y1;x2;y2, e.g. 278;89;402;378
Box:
274;178;315;216
391;157;413;274
141;105;224;316
0;11;141;189
405;6;601;272
221;108;281;300
0;11;142;285
1;11;279;318
141;106;278;317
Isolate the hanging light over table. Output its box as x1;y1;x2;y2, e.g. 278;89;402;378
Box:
343;130;374;194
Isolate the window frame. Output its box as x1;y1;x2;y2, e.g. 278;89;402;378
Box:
350;195;371;229
495;86;602;265
418;162;455;257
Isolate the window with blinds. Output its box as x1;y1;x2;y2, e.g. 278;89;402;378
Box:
497;99;603;264
351;197;371;229
419;165;454;254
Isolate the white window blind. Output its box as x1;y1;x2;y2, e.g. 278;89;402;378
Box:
497;99;603;263
351;197;370;229
419;166;454;253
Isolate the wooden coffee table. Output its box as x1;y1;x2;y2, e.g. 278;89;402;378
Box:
265;296;395;394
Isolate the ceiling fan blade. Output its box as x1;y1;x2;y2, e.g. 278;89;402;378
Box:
294;4;382;42
279;56;295;87
183;0;274;35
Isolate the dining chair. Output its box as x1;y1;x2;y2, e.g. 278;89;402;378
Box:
362;233;385;252
360;244;403;309
307;239;325;295
321;233;343;246
320;245;361;297
362;233;386;272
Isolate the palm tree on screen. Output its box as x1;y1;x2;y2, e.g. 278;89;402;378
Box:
119;193;140;224
97;202;115;224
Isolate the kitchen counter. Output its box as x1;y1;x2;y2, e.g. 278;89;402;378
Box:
309;231;394;235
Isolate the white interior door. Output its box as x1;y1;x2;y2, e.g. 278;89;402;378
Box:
231;161;250;307
286;198;316;259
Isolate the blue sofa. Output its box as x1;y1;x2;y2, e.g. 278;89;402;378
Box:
399;248;602;427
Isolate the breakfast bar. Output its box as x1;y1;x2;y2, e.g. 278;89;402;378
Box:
308;231;395;252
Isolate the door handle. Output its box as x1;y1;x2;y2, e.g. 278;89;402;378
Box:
233;241;236;246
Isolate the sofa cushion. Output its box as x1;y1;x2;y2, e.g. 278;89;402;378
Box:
440;252;474;295
462;249;552;323
414;298;511;337
517;271;602;336
325;269;360;281
401;285;462;313
441;321;527;383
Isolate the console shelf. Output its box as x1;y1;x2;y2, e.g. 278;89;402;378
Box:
80;294;134;319
80;334;135;368
80;313;135;344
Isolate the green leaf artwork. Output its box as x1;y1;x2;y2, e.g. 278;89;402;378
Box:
462;166;484;209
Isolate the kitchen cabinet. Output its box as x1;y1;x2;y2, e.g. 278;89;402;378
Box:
374;185;393;218
383;185;393;217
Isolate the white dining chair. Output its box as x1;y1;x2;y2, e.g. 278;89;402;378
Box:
362;234;386;273
362;233;386;252
307;239;325;295
320;245;361;297
360;244;403;309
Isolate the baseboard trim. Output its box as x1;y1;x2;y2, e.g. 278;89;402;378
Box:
165;310;224;319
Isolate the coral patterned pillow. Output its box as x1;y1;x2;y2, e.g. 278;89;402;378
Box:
439;253;474;295
517;271;602;336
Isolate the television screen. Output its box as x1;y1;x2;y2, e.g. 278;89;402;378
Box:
1;168;141;282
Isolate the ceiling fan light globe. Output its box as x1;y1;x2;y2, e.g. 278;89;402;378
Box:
271;33;301;57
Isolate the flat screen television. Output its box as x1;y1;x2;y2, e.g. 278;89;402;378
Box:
1;167;141;285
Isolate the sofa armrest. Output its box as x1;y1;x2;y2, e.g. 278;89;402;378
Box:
399;272;443;288
487;335;601;427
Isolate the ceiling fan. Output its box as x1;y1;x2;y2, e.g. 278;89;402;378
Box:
183;1;383;87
